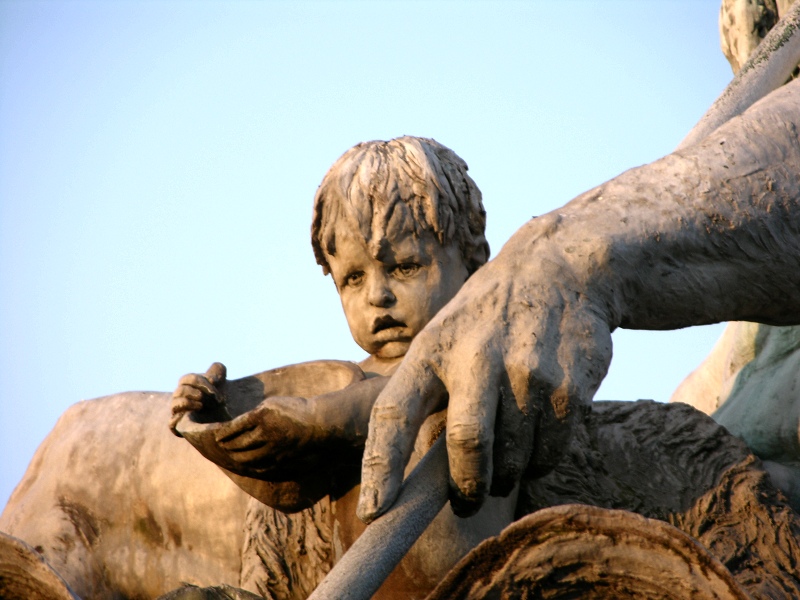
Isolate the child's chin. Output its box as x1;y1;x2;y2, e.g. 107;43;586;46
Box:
373;340;411;359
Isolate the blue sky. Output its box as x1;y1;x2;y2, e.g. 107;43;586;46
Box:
0;1;732;510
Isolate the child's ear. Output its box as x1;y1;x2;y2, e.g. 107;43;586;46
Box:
468;241;490;275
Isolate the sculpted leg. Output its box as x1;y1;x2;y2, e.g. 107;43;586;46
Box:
0;393;249;599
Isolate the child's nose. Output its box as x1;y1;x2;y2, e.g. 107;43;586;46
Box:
368;275;396;307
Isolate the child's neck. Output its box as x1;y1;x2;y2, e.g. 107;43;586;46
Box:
359;354;403;378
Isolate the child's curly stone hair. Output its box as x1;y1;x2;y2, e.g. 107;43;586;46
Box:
311;136;489;276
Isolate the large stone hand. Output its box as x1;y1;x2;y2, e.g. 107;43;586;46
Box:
357;216;615;520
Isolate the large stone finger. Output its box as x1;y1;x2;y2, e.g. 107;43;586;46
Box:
444;343;502;517
357;354;444;523
490;381;535;497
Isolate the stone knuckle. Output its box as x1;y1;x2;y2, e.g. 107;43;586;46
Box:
447;422;489;451
173;384;193;398
177;373;198;386
361;453;389;470
371;402;411;426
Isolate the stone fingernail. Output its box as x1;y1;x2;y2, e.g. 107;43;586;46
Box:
357;485;380;523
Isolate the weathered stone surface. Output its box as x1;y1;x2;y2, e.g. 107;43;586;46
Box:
175;360;367;512
426;505;750;600
712;325;800;463
719;0;799;83
194;399;800;600
170;138;516;600
671;322;800;509
237;425;517;600
670;321;761;414
0;392;250;599
720;0;780;74
0;531;79;600
520;401;800;599
239;495;334;600
157;583;263;600
4;5;800;596
668;0;800;515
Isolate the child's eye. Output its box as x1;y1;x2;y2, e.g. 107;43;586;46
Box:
393;263;420;278
344;271;364;287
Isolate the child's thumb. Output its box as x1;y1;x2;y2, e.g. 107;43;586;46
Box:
205;362;227;384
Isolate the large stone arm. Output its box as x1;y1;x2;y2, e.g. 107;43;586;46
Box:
564;83;800;330
357;79;800;522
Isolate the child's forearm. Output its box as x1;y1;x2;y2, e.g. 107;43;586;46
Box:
309;376;389;446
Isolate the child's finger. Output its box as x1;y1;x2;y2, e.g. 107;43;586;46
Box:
169;394;204;434
168;412;185;435
205;362;227;384
171;397;203;415
177;373;216;397
216;424;262;452
172;384;203;404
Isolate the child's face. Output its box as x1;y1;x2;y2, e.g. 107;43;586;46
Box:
326;228;469;360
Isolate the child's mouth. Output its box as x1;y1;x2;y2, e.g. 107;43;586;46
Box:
372;316;406;334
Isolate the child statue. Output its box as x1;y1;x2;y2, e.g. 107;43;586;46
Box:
169;136;517;599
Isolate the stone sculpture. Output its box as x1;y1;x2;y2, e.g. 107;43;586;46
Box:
1;1;800;598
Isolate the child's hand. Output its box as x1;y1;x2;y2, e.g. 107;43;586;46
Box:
169;362;228;435
212;396;321;477
212;376;387;478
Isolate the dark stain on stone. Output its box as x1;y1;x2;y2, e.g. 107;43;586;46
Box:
166;519;182;548
57;496;101;548
134;504;165;546
56;533;75;553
